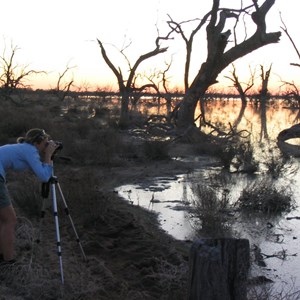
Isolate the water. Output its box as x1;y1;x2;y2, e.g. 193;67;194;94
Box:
116;98;300;293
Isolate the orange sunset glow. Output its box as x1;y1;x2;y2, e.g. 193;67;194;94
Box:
0;0;298;94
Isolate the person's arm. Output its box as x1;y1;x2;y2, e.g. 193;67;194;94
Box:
24;146;54;182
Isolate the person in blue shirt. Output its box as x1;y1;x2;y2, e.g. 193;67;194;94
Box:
0;128;58;264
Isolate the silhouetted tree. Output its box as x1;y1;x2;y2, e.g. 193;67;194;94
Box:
143;58;174;114
169;0;281;132
258;64;272;140
259;64;272;100
97;35;168;128
224;64;255;129
0;42;43;102
51;63;75;101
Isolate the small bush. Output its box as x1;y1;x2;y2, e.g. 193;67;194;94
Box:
261;145;298;179
190;183;232;237
219;139;258;173
237;178;294;214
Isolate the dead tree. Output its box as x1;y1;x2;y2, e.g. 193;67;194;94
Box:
258;64;272;141
51;64;75;101
280;80;300;110
0;42;44;102
143;58;174;114
259;64;272;100
97;35;168;128
225;64;255;104
167;13;221;123
167;15;209;93
268;15;300;147
170;0;281;131
224;64;255;129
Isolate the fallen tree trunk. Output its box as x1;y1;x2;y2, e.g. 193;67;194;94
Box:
277;123;300;157
277;123;300;141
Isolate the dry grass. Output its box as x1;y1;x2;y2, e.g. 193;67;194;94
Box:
247;280;300;300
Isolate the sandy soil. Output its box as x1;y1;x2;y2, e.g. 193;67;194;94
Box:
0;145;202;300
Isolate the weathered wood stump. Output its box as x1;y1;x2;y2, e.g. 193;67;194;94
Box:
188;238;250;300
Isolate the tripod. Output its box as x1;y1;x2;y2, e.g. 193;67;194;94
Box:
37;171;87;284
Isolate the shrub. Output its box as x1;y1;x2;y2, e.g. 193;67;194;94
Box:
237;178;294;214
190;183;232;237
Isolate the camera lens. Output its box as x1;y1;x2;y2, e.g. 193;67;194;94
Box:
55;141;63;151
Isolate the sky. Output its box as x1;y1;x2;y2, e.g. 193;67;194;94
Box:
0;0;298;93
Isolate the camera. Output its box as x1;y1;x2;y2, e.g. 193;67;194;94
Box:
47;140;63;151
47;140;63;160
54;141;63;151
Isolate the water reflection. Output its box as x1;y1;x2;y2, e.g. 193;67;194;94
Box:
116;99;300;292
118;174;196;240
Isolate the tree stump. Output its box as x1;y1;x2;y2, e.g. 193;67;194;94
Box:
188;238;250;300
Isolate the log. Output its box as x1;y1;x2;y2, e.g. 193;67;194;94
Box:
277;123;300;142
277;124;300;157
188;238;250;300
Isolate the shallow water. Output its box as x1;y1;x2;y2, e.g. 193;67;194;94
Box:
116;163;300;292
117;99;300;293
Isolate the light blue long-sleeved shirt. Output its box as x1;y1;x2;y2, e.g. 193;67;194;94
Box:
0;142;53;182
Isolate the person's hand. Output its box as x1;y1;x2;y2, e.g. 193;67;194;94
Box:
44;140;59;163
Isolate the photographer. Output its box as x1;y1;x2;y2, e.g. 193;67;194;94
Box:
0;128;58;265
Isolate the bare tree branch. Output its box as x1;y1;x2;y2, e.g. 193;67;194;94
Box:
0;41;45;101
280;13;300;66
167;2;254;92
224;64;255;98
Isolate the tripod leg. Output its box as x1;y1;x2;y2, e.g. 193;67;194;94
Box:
51;183;64;284
56;182;87;262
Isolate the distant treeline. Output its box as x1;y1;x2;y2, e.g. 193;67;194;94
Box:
2;87;294;101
